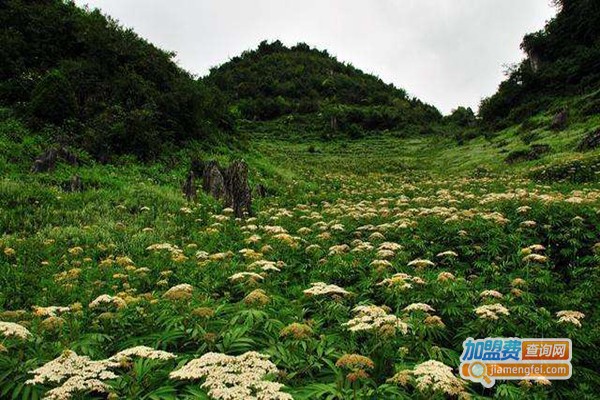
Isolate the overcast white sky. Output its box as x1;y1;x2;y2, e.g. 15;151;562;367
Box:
74;0;556;114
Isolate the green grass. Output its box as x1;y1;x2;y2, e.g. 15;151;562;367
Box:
0;113;599;399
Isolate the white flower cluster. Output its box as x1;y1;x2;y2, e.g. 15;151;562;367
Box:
377;273;424;289
33;306;71;317
26;350;119;400
479;290;503;299
556;310;585;327
27;346;176;399
474;303;510;320
403;303;435;313
303;282;350;297
247;260;283;272
109;346;176;361
376;242;403;259
146;242;182;252
378;242;403;251
407;258;435;268
169;351;292;400
328;244;350;255
343;305;408;335
146;242;184;258
88;294;126;310
239;248;262;260
351;240;374;253
370;259;392;269
413;360;466;396
42;376;110;400
229;272;264;282
0;321;31;339
436;250;458;258
263;225;288;234
163;283;194;300
521;244;546;254
522;253;548;263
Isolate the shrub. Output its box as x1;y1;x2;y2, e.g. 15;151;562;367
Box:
504;144;551;164
0;1;234;160
530;156;600;182
576;128;600;151
27;69;77;126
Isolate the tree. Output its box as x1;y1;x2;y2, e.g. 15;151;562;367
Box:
28;69;77;126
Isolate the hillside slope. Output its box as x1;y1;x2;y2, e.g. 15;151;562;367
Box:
206;40;441;137
479;0;600;128
0;0;234;160
1;129;599;399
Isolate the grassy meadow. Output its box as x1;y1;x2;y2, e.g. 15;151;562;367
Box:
1;113;599;399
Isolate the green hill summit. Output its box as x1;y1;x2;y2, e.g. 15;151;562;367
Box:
206;40;441;137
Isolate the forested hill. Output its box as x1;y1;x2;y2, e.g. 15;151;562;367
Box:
2;0;598;162
479;0;600;128
206;40;442;137
0;0;234;160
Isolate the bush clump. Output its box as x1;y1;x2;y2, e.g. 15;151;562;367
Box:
504;144;551;164
576;128;600;151
530;156;600;183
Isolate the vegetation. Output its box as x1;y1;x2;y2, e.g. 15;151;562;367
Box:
1;116;600;398
1;0;600;399
207;40;441;137
0;0;234;160
479;0;600;128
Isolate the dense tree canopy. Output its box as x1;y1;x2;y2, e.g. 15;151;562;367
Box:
480;0;600;127
0;0;234;159
207;40;441;135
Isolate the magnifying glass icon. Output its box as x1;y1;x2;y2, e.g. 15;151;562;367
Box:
470;362;492;386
